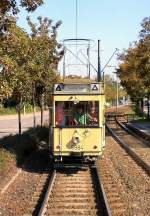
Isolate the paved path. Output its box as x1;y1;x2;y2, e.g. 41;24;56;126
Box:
128;122;150;137
0;111;49;138
131;122;150;131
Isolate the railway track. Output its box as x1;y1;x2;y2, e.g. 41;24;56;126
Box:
106;115;150;176
35;165;111;216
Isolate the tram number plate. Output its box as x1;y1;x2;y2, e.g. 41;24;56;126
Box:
73;145;83;151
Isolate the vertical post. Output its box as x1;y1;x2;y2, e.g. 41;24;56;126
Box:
98;40;101;82
23;105;26;115
75;0;78;61
49;107;52;154
63;53;66;80
87;42;90;78
116;75;118;114
76;0;78;40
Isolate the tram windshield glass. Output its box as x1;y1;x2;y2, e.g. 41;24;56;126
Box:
55;101;99;127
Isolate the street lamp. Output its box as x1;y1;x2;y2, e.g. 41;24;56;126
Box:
116;74;119;113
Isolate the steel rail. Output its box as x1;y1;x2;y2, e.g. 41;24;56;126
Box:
106;122;150;177
95;164;112;216
38;170;56;216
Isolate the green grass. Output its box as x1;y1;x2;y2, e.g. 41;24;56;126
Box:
0;105;41;116
132;118;150;123
126;112;150;123
0;149;15;173
124;110;135;115
0;107;17;115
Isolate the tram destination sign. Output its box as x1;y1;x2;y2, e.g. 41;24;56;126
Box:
64;84;89;92
54;83;102;94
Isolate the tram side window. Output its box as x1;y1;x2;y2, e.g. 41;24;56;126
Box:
55;101;99;127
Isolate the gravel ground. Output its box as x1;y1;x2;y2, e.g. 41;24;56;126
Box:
0;105;147;216
0;150;50;216
0;162;18;193
100;134;150;216
110;121;150;168
106;105;133;114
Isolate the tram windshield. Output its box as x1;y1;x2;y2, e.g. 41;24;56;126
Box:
55;101;99;127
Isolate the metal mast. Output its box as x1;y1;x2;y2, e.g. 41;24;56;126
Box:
76;0;78;39
98;40;101;82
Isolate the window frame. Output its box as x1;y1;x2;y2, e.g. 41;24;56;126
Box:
54;100;100;128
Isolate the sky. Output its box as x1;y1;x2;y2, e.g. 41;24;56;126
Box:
17;0;150;77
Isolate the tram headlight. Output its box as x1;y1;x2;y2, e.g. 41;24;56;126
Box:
74;100;79;105
73;96;79;104
72;136;80;144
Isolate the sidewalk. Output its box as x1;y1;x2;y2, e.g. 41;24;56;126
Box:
0;111;48;121
0;111;49;138
127;121;150;138
129;122;150;131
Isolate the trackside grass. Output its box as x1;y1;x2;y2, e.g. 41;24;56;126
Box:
0;149;15;174
0;126;49;176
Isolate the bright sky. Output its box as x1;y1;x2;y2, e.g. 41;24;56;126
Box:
17;0;150;77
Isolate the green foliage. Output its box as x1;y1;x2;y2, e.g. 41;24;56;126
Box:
105;74;126;103
0;15;63;109
0;19;32;104
0;0;44;15
117;16;150;103
26;16;63;106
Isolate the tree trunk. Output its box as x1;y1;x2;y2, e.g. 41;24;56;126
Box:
141;98;144;117
40;94;44;126
23;105;26;115
147;98;150;119
0;100;3;108
32;83;36;127
18;105;22;135
137;100;141;115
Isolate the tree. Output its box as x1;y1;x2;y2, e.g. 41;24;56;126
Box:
117;17;150;117
104;74;126;106
0;14;63;130
0;0;44;38
26;16;63;125
0;18;31;133
0;0;44;15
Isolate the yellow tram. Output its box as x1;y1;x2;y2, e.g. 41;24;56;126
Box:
50;81;105;162
49;39;105;162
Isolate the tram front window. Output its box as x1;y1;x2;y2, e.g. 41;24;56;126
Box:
55;101;99;127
